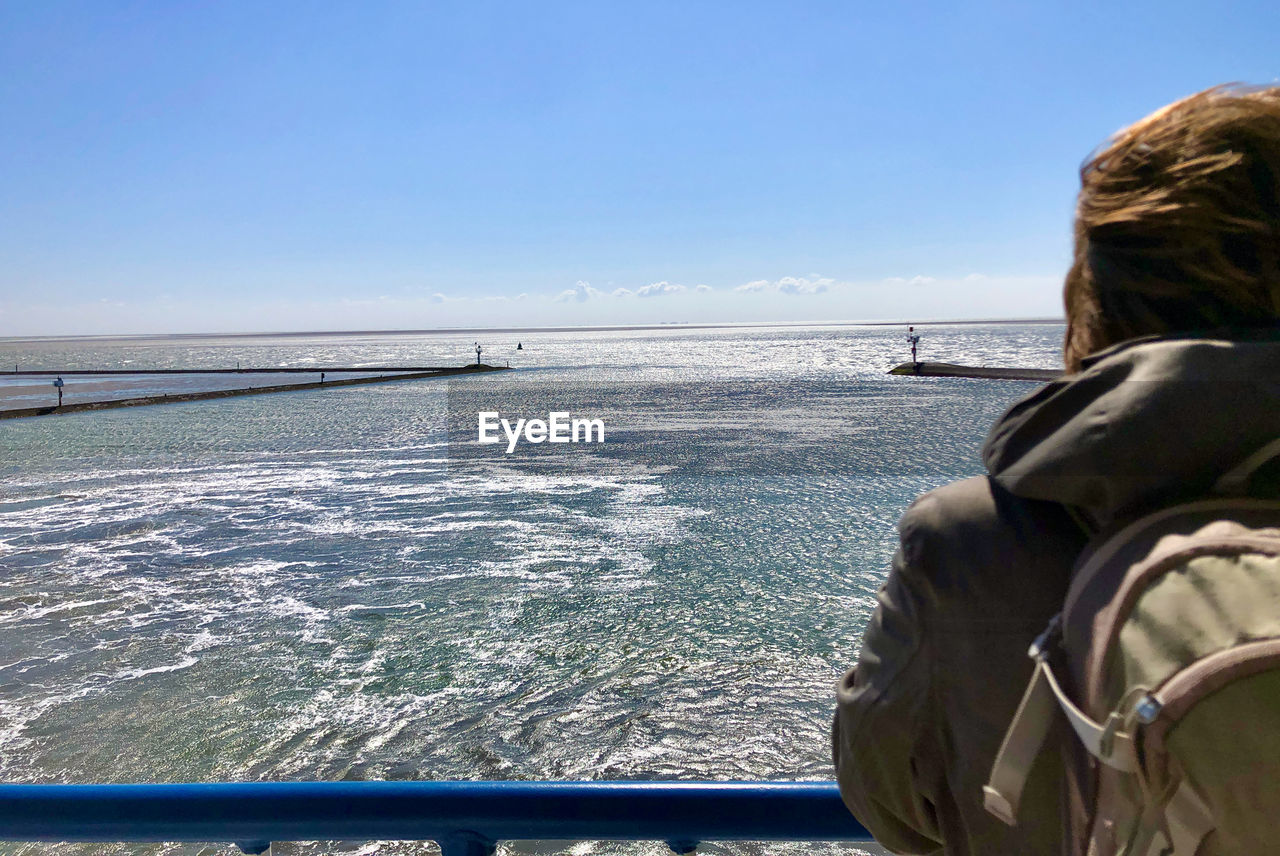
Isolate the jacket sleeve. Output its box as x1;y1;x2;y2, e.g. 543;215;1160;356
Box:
832;501;943;855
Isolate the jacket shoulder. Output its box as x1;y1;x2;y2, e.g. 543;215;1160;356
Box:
898;476;1084;601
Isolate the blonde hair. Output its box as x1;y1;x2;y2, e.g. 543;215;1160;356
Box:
1064;84;1280;371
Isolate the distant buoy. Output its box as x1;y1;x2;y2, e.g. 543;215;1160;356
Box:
517;342;523;350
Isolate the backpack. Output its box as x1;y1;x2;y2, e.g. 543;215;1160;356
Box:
983;439;1280;856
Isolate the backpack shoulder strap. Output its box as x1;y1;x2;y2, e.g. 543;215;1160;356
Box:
984;625;1139;825
1215;437;1280;496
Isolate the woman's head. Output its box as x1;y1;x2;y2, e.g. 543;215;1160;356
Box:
1064;84;1280;372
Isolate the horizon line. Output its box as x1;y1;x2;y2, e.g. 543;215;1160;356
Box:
0;317;1067;344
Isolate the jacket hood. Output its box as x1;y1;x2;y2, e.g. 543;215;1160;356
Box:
983;332;1280;526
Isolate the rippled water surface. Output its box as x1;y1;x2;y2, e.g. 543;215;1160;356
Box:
0;323;1065;855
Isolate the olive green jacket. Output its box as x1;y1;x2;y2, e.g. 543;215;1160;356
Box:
832;333;1280;856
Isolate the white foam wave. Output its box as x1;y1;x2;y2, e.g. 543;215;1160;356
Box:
113;655;199;681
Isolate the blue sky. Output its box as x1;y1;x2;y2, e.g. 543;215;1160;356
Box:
2;1;1278;335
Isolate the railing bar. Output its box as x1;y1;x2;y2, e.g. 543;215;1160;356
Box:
0;781;870;845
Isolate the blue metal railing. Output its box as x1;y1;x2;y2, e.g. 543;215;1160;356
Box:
0;780;871;855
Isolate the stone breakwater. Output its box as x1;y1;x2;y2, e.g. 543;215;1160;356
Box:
0;364;510;420
889;361;1061;381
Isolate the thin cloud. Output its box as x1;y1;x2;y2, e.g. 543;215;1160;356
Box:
777;276;831;294
555;281;604;302
735;276;831;294
634;281;687;298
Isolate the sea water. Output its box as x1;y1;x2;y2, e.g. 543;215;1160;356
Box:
0;323;1065;855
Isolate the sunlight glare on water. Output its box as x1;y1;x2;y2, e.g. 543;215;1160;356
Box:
0;323;1065;855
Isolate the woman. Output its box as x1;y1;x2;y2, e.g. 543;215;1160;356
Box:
832;84;1280;856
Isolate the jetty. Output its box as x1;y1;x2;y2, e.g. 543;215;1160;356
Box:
0;364;509;420
8;366;482;376
889;361;1060;381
